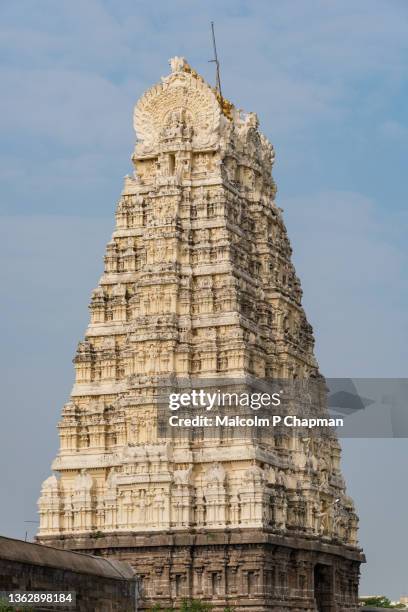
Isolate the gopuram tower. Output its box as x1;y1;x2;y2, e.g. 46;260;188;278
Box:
38;57;363;610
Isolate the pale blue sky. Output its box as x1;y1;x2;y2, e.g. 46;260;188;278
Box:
0;0;407;599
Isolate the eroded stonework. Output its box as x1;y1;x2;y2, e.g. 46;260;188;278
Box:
38;57;363;610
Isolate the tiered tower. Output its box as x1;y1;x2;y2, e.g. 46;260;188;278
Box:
38;57;363;611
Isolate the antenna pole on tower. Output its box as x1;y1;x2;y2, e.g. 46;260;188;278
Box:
209;21;223;101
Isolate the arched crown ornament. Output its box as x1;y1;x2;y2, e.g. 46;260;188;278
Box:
133;57;224;154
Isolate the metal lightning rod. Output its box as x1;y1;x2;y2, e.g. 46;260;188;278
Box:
209;21;223;101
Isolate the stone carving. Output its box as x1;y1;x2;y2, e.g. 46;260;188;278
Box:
173;466;192;485
243;464;265;484
106;467;118;490
41;474;59;492
74;469;93;492
204;462;226;484
134;58;221;152
169;56;188;73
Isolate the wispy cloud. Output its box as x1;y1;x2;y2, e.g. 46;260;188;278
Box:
283;190;407;377
379;119;408;141
0;0;407;597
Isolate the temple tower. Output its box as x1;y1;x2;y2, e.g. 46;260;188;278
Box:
38;57;363;611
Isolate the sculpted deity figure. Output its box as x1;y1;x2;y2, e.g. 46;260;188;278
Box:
74;469;93;492
173;466;193;486
204;462;226;484
153;488;166;524
243;465;265;486
106;467;118;491
245;112;259;130
230;494;241;525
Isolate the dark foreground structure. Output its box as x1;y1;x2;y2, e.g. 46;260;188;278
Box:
0;536;137;611
45;530;362;611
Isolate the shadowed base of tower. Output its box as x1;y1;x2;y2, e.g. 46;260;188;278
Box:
38;529;363;611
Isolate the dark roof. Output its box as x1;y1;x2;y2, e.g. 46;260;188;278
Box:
0;536;135;581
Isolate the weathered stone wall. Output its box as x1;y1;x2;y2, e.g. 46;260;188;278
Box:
0;536;136;612
44;529;362;611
